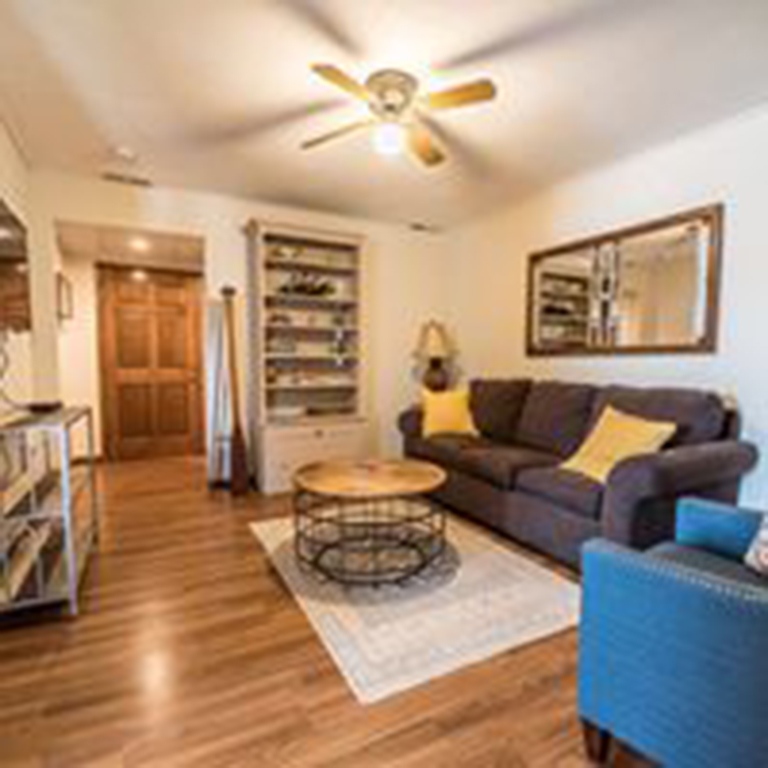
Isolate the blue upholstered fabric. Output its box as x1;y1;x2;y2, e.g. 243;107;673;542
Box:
675;496;763;559
579;499;768;768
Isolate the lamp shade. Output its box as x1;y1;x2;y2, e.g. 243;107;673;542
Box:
415;321;452;360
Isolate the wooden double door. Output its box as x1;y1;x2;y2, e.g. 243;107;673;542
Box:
98;266;204;461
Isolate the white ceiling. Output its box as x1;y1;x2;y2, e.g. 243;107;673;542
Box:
2;0;768;226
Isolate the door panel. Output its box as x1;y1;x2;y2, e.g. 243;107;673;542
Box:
99;266;204;460
157;384;190;436
115;309;152;368
156;311;188;369
118;384;153;437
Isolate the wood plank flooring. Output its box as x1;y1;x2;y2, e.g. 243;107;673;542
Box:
0;457;591;768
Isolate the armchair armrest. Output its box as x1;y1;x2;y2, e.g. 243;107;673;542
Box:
398;406;423;440
580;539;768;768
603;440;758;547
676;497;762;560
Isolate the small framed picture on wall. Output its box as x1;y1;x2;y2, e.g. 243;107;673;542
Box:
56;272;74;321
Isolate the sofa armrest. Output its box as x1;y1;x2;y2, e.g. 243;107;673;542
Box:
676;497;763;560
398;406;423;440
579;539;768;766
602;440;758;547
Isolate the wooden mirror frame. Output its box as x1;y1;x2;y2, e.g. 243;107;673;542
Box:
526;204;724;357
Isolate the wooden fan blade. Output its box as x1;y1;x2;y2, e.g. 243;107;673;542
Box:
408;123;446;167
301;120;371;150
422;79;497;110
311;64;369;100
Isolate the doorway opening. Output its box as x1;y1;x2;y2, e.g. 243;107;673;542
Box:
56;223;205;461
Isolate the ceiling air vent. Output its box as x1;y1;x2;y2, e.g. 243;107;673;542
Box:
409;221;441;234
101;171;152;188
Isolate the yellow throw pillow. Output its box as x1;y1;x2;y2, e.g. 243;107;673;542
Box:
422;388;479;438
562;406;676;484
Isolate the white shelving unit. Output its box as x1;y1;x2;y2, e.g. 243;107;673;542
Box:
0;407;98;617
245;221;373;493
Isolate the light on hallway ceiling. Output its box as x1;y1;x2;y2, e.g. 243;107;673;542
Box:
372;122;405;157
129;235;151;253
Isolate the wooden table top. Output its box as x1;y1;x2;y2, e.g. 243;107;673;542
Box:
293;459;447;499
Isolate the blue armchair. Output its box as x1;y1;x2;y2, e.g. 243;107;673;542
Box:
579;497;768;768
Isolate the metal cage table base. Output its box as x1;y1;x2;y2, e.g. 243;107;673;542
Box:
294;490;447;586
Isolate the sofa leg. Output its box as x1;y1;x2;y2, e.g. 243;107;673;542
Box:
582;720;611;763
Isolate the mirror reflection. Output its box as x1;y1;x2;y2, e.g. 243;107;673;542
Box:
528;206;722;355
0;199;30;333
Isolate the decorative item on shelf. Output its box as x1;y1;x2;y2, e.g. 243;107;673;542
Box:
266;335;297;354
332;311;348;328
414;320;454;392
267;310;292;326
270;244;301;262
278;271;336;298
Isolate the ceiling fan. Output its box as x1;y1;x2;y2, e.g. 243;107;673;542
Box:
301;64;497;167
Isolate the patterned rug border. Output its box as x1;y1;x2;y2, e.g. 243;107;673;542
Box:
250;515;580;704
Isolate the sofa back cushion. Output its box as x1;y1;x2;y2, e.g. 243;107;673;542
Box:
515;381;597;457
589;385;726;446
470;379;531;443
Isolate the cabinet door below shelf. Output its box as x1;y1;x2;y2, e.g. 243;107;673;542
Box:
260;422;372;494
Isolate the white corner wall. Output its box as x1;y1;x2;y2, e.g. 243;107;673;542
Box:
33;171;448;457
445;105;768;505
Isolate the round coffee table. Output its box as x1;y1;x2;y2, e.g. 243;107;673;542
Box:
293;459;448;586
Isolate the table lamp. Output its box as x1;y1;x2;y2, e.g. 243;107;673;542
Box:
415;320;453;391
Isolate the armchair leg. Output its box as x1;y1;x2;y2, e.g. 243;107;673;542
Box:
608;740;658;768
582;720;611;763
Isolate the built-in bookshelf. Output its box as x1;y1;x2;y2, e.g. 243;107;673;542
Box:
245;221;372;493
261;230;361;422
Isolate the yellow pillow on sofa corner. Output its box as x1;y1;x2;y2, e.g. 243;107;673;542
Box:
421;388;479;438
561;406;676;484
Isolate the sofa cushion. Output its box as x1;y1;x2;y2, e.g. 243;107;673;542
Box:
451;445;558;489
517;466;604;519
422;388;478;437
407;435;557;489
650;542;768;589
407;434;487;465
590;385;726;447
470;378;531;443
515;381;597;457
561;405;676;484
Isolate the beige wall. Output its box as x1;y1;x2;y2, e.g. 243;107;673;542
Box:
34;171;449;456
445;105;768;504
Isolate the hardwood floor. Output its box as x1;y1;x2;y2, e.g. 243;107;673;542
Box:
0;457;592;768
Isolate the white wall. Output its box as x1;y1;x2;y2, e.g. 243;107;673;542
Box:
445;105;768;505
34;171;448;457
0;118;34;411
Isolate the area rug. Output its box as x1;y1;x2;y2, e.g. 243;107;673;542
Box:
249;516;580;704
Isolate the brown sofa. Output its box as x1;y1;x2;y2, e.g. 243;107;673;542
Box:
399;379;759;568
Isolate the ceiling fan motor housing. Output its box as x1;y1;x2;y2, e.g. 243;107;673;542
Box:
365;69;419;121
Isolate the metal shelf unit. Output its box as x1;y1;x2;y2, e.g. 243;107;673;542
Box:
0;406;98;617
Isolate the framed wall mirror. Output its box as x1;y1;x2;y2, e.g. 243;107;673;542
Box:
527;204;723;356
0;198;30;333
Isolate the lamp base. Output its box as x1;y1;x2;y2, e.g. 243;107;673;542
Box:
422;358;449;392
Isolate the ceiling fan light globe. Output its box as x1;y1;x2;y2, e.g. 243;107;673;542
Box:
372;122;405;156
